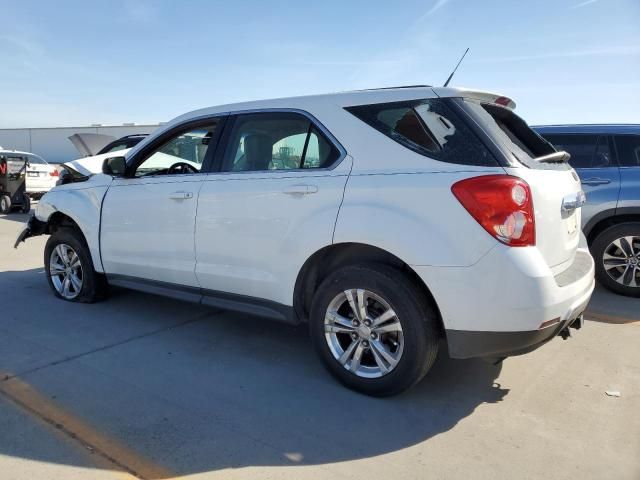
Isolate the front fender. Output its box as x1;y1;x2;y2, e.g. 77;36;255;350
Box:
23;178;112;272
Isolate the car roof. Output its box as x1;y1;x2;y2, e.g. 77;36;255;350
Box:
0;150;45;160
533;124;640;135
169;86;510;125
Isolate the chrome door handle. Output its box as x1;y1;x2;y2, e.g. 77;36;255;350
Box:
283;184;318;195
581;178;610;186
168;191;193;200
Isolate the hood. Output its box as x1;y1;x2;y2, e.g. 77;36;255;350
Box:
62;148;132;176
68;133;117;157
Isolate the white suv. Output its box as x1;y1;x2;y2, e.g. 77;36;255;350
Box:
16;86;595;396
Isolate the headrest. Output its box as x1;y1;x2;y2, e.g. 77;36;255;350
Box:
244;134;273;170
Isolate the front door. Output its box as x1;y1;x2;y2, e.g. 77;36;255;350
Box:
101;120;222;287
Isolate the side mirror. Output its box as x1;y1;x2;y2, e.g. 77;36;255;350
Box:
102;156;127;176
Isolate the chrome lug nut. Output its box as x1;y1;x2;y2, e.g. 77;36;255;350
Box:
352;320;360;327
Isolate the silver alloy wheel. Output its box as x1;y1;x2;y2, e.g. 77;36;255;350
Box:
602;236;640;288
49;243;83;299
324;289;404;378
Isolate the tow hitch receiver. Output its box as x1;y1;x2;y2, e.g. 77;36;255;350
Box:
559;314;584;340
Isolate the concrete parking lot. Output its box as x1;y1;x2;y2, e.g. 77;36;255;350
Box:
1;212;638;480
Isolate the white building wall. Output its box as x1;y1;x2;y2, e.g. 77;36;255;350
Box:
0;124;162;163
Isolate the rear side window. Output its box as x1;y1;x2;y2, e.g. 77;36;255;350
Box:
543;134;613;169
614;135;640;167
345;98;497;166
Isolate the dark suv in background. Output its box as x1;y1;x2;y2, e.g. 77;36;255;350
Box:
534;125;640;297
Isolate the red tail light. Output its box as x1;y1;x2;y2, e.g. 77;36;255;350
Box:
50;170;59;177
451;175;535;247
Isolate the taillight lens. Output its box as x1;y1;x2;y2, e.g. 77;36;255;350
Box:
50;170;59;177
451;175;535;247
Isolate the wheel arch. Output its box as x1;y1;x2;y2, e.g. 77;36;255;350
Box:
293;242;444;334
586;207;640;245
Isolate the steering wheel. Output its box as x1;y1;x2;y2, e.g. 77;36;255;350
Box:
167;162;199;175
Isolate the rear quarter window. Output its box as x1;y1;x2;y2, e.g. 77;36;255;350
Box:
345;98;498;167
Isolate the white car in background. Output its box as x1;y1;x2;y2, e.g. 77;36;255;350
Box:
24;154;59;198
0;149;58;199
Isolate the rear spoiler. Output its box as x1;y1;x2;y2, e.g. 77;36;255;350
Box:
535;151;571;164
431;87;516;109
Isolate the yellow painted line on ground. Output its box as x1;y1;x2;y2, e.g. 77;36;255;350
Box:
584;310;640;325
0;372;176;480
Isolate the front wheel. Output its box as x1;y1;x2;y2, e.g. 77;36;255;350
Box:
592;222;640;297
44;228;107;303
309;264;440;396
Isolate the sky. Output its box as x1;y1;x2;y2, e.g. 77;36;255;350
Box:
0;0;639;128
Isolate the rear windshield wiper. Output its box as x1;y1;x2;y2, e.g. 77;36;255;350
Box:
535;151;571;164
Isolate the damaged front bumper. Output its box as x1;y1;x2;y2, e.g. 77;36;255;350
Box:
14;214;48;248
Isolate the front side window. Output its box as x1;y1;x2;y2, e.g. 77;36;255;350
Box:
222;112;339;172
614;135;640;167
134;123;219;177
346;98;496;166
543;134;612;169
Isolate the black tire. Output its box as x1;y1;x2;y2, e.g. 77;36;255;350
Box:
21;194;31;213
591;222;640;298
0;195;11;214
309;264;440;396
44;227;108;303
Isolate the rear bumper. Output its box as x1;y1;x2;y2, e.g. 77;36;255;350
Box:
412;237;595;359
446;306;588;359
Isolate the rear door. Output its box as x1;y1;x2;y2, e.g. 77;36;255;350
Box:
542;134;620;227
194;111;350;306
613;134;640;212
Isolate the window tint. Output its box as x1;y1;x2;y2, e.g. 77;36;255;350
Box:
134;123;219;177
614;135;640;167
345;98;497;166
543;134;612;169
222;113;339;172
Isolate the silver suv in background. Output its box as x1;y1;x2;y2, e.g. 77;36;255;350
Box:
534;125;640;297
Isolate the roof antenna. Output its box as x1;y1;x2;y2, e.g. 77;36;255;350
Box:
443;48;469;87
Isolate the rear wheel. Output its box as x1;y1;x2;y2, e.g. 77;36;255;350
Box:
592;222;640;297
0;195;11;214
309;264;439;396
44;228;107;303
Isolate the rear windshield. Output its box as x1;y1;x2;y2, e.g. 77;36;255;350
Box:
345;98;498;166
460;99;562;169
